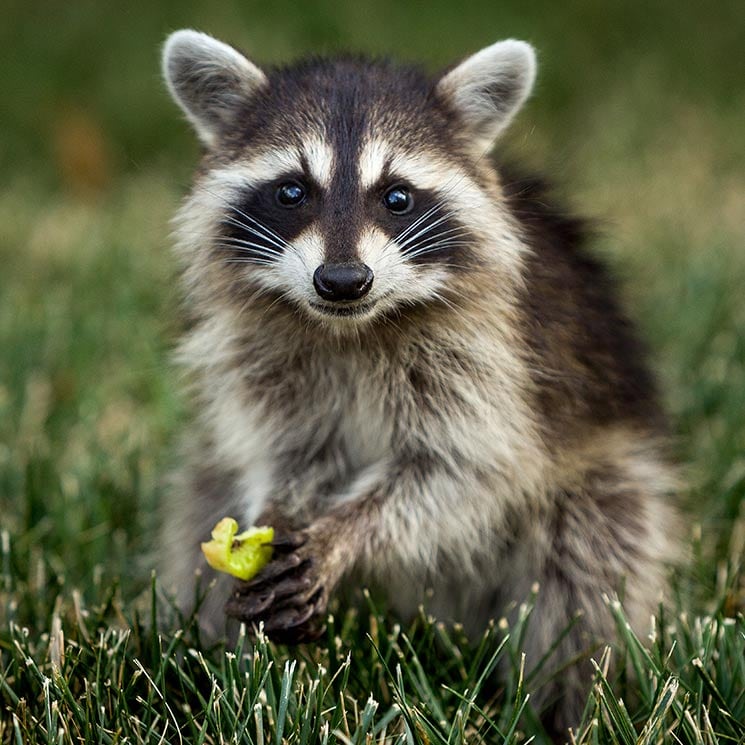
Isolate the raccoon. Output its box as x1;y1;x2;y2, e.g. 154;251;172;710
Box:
159;29;680;731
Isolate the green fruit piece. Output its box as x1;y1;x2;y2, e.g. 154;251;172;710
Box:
201;517;274;580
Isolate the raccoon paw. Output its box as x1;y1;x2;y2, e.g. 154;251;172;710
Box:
225;530;328;644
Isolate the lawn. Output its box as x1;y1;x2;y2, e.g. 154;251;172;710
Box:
1;1;744;742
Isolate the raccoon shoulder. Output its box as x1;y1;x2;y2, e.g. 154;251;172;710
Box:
499;166;665;435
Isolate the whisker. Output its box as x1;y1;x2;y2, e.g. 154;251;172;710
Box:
217;235;283;256
222;258;277;267
404;241;474;260
214;238;280;254
391;201;448;244
429;291;473;327
396;211;459;251
213;243;281;263
401;227;471;255
221;203;290;249
194;183;291;249
221;215;287;251
391;152;486;246
368;162;483;259
404;230;471;247
394;204;453;246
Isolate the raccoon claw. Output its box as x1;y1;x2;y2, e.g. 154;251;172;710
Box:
225;588;276;620
269;531;308;553
264;600;317;631
227;585;327;643
228;572;314;619
225;536;328;643
239;553;306;589
263;588;327;643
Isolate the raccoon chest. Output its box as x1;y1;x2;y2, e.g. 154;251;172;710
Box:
317;376;392;470
273;369;393;502
335;383;392;468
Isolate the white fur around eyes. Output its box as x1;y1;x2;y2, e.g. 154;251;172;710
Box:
206;150;305;195
303;138;335;188
358;137;390;189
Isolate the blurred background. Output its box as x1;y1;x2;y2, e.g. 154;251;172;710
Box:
1;0;744;603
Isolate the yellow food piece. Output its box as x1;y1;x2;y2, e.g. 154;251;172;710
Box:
201;517;274;581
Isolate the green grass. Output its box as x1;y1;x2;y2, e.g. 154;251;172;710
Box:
1;564;743;743
2;0;745;741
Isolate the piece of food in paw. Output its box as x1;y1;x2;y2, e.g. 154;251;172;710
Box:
201;517;274;581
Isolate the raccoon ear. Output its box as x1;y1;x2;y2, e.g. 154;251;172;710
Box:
162;29;267;147
437;40;536;151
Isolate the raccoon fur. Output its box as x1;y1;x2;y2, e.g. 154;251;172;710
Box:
159;29;680;733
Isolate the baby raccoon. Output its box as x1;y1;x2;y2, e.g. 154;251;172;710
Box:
159;29;679;731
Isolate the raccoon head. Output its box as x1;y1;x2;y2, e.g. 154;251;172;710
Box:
163;30;536;331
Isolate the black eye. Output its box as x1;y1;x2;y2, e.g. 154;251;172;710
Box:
383;185;413;214
276;181;306;208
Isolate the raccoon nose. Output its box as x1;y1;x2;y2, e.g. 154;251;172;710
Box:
313;263;374;302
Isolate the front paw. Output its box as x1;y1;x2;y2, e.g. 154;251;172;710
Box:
224;530;328;643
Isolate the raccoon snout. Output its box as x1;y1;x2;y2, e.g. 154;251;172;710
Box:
313;263;374;302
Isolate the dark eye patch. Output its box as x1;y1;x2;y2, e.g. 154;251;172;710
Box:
215;174;319;263
370;181;476;268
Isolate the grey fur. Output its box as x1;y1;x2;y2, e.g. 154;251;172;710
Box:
159;30;680;734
